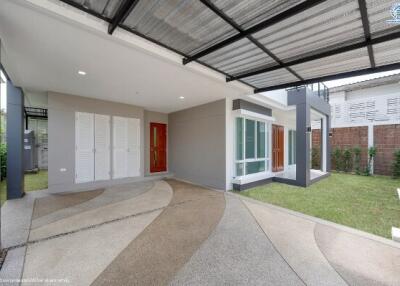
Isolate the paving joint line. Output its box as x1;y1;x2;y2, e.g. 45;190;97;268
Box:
30;185;154;231
4;198;200;252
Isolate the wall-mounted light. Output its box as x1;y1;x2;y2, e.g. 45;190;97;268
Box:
329;131;333;137
306;126;312;133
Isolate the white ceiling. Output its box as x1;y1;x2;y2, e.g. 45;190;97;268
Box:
0;0;252;113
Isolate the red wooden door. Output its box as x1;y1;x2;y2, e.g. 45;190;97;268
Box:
272;124;284;172
150;123;167;173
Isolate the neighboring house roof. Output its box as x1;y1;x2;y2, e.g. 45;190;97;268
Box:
329;74;400;93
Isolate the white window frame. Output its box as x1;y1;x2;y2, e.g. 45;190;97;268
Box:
234;115;272;178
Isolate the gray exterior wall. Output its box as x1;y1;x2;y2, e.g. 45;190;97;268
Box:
168;99;226;190
48;92;144;193
144;110;168;176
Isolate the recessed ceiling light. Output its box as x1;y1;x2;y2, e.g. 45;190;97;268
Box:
179;96;185;99
78;70;86;75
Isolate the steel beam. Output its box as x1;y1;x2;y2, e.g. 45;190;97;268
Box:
254;62;400;93
183;0;327;65
198;0;303;81
59;0;111;22
227;31;400;82
108;0;139;35
358;0;375;68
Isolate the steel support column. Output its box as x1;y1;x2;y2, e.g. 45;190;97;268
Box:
6;81;25;199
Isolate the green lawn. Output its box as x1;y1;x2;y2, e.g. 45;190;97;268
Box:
0;170;48;205
238;173;400;239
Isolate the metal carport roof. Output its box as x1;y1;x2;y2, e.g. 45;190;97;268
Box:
59;0;400;93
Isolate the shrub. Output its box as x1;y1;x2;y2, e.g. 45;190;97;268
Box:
332;147;343;171
312;147;320;169
392;149;400;179
343;148;353;172
364;146;377;176
0;143;6;180
353;146;362;175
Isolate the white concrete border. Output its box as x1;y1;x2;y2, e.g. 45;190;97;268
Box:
392;227;400;242
397;188;400;199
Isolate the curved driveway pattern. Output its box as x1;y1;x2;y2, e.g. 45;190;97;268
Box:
170;195;303;286
1;179;399;285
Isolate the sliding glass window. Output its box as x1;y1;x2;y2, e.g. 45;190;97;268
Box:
235;117;270;177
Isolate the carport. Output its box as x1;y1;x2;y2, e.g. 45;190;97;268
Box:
1;0;400;194
2;0;400;196
1;1;400;284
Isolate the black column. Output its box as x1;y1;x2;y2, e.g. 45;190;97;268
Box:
6;80;25;199
295;102;311;187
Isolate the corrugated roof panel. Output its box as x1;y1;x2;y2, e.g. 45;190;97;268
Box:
123;0;238;56
62;0;400;91
252;0;365;62
367;0;400;38
373;38;400;66
210;0;304;29
291;48;371;79
200;38;277;75
241;69;299;88
67;0;123;19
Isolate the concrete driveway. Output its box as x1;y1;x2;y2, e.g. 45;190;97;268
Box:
0;179;399;285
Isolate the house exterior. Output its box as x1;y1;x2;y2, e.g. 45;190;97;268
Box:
312;74;400;175
1;0;399;198
6;83;331;195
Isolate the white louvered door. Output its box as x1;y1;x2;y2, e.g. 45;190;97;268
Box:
113;116;128;179
95;114;111;181
127;118;141;177
75;112;94;183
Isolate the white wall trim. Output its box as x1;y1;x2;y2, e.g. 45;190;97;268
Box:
368;124;374;175
322;117;328;172
232;172;274;185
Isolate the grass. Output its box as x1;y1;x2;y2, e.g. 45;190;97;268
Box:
238;173;400;239
0;170;48;205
